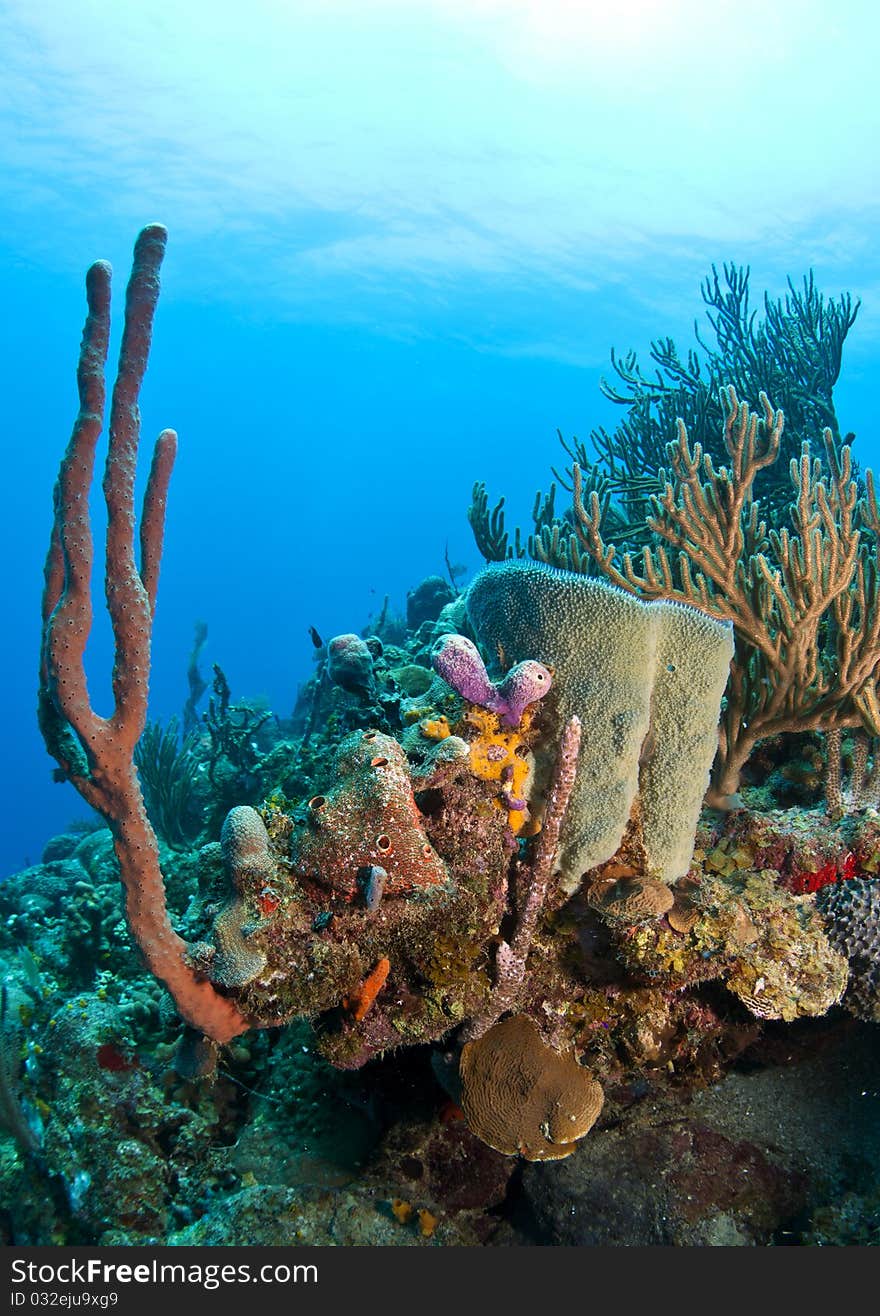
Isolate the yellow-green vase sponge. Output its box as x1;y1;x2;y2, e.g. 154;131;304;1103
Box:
466;561;733;890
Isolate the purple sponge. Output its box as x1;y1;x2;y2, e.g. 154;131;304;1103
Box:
432;634;552;726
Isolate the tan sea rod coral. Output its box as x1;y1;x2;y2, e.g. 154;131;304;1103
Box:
577;386;880;804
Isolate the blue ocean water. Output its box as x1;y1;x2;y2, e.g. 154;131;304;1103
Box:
1;0;878;878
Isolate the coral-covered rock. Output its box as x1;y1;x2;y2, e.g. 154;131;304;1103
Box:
168;1183;463;1245
327;633;374;696
707;805;880;895
586;853;848;1022
291;730;448;901
467;560;733;889
406;576;456;631
202;728;511;1063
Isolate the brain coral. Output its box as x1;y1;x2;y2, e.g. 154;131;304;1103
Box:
459;1013;603;1161
818;877;880;1022
587;875;675;923
466;561;733;890
221;805;273;886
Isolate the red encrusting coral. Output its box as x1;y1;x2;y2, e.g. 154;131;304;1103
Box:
785;850;859;896
96;1043;137;1073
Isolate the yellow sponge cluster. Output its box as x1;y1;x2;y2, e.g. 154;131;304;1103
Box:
464;705;535;834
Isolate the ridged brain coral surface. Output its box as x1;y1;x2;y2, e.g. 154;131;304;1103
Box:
211;805;274;988
818;877;880;1021
466;561;733;890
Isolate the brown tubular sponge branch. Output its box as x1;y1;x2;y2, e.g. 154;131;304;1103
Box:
38;224;250;1044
